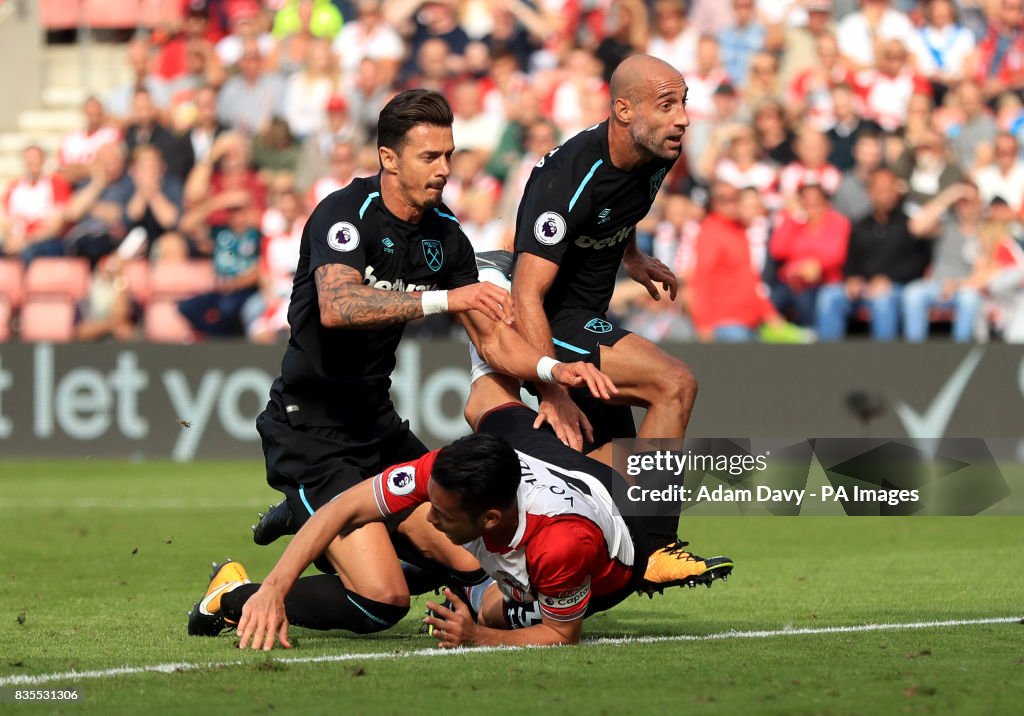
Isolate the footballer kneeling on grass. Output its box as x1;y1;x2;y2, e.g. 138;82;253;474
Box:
204;372;733;650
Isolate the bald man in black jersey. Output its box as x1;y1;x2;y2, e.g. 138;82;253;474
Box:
512;55;709;568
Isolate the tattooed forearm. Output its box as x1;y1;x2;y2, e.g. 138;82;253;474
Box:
315;264;424;328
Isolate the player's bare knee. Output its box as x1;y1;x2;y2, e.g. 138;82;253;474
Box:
356;585;411;610
347;570;411;609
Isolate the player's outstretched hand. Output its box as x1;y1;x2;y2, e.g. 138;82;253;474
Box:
552;361;618;401
424;588;477;649
448;282;514;324
624;252;678;301
534;388;593;452
237;585;291;651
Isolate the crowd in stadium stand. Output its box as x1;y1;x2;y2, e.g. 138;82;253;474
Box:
4;0;1024;343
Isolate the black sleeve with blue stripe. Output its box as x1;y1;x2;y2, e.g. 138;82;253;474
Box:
307;184;374;277
514;151;600;264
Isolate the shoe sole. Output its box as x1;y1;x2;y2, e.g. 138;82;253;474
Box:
639;558;735;597
252;501;294;546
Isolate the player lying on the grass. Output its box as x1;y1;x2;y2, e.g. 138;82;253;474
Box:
199;372;732;651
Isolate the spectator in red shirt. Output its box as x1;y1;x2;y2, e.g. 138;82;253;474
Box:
687;181;784;342
247;187;306;344
768;181;851;327
1;146;71;263
154;7;217;81
777;126;842;202
786;33;855;133
701;123;780;211
854;39;932;133
969;0;1024;101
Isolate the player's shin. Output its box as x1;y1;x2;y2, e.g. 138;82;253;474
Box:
221;574;410;634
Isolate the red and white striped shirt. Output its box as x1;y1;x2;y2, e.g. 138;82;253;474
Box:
58;126;121;168
777;162;842;200
3;174;71;235
373;447;634;622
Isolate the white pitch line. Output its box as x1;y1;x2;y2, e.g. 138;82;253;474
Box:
1;616;1018;687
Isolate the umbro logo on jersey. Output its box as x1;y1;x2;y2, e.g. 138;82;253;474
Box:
534;211;566;245
422;240;444;271
597;208;611;224
327;221;360;252
382;237;394;254
585;318;613;334
650;168;667;199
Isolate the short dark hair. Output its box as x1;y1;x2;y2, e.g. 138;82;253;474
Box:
377;89;454;154
431;433;520;517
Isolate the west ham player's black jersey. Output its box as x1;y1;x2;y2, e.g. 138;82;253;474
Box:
513;120;676;319
276;174;478;426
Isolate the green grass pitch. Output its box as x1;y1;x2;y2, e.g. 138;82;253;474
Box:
0;460;1021;715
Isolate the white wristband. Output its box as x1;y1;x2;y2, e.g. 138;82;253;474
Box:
421;290;449;316
536;356;561;383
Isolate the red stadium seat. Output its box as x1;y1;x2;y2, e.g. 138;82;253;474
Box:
39;0;80;29
150;260;216;300
0;259;24;308
122;259;151;306
19;296;77;343
144;298;196;344
24;257;91;302
40;0;182;30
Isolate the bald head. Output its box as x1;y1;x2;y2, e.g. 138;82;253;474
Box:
610;54;682;105
607;54;689;168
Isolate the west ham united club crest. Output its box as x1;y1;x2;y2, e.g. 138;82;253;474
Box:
422;240;444;272
585;318;613;334
649;168;667;199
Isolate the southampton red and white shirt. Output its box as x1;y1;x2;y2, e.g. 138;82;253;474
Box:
58;126;121;168
372;448;635;622
3;174;71;235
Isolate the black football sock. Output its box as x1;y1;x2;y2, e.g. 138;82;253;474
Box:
220;575;409;634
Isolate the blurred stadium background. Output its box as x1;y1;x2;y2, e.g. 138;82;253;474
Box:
0;0;1023;456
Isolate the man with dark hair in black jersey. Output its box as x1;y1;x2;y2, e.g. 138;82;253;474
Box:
187;90;616;640
512;54;713;575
